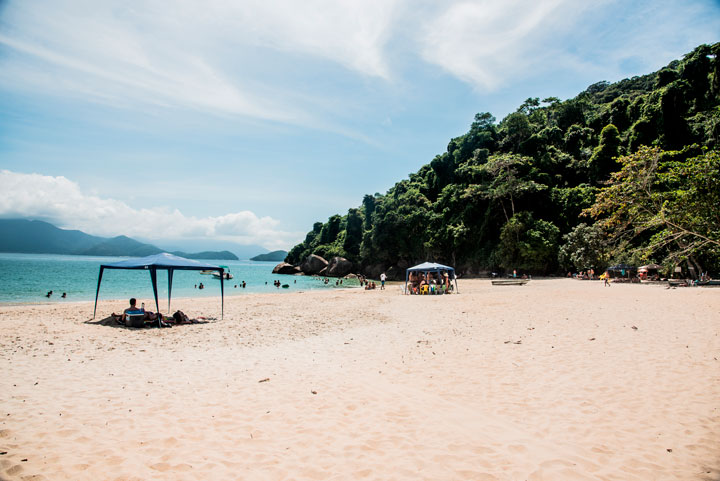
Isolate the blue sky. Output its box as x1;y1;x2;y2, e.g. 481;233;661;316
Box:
1;0;718;253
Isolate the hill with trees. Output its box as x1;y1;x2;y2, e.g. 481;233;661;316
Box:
250;250;288;262
286;43;720;278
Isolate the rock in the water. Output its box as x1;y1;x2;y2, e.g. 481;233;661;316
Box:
272;262;301;275
326;257;353;277
300;254;328;275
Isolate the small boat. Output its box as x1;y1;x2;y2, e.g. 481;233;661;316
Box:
210;265;233;280
492;279;529;286
212;271;234;280
199;270;215;275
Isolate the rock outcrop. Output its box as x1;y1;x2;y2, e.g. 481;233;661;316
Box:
300;254;328;275
363;263;385;280
326;257;353;277
272;262;301;275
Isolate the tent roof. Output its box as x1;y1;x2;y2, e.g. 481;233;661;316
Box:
101;252;221;271
407;262;455;272
639;264;663;270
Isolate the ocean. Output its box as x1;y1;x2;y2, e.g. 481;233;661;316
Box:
0;253;360;305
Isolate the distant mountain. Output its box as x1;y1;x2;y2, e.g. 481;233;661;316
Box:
0;219;104;254
80;235;163;257
147;238;268;260
0;219;238;260
250;250;287;262
174;250;238;260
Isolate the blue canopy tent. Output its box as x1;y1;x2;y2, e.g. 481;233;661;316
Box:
93;253;225;319
404;262;459;294
606;264;636;279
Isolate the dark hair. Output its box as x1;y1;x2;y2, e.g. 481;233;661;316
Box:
129;298;136;306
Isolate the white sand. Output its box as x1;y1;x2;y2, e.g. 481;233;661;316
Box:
1;279;718;480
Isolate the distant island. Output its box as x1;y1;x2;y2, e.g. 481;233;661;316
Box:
250;250;287;262
0;219;239;260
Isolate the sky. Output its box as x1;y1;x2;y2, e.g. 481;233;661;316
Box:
1;0;719;253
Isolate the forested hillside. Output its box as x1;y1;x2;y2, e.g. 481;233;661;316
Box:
287;43;720;278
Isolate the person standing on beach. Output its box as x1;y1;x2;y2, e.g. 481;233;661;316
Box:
380;272;386;290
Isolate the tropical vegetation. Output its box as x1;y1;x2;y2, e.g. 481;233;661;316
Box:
287;43;720;277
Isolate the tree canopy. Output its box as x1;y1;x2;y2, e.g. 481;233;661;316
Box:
286;43;720;277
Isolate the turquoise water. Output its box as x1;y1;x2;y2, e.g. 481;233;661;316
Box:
0;253;359;305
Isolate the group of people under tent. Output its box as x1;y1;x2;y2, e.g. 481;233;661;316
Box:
407;270;454;295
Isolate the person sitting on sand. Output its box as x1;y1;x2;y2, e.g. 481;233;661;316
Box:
112;298;158;323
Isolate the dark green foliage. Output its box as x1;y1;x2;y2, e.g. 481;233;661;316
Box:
287;43;720;275
558;223;608;271
498;212;560;274
499;112;532;153
343;208;363;259
589;124;621;184
362;194;376;230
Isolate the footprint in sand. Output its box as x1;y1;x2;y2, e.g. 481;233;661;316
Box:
150;462;171;472
508;444;527;454
5;463;23;476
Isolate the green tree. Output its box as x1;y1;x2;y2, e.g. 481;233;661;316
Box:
500;112;532;152
558;223;609;271
320;215;342;245
497;212;560;274
362;194;376;230
343;208;363;258
587;146;720;273
589;123;621;184
474;153;546;222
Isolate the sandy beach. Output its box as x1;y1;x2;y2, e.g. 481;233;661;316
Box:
1;278;718;480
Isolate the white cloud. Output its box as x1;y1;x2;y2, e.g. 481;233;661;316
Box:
0;0;400;124
418;0;600;90
2;0;717;119
0;170;301;250
418;0;720;91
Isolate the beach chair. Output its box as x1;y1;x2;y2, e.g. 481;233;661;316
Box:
125;310;146;328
